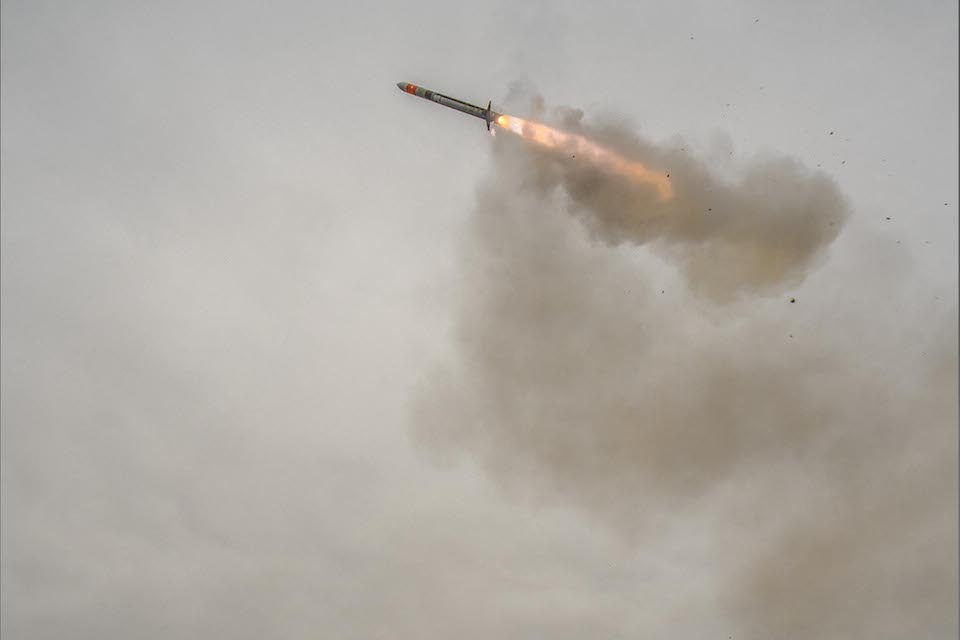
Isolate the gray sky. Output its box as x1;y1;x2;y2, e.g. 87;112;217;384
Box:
2;1;957;638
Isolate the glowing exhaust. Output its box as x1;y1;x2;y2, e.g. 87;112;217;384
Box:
495;114;674;201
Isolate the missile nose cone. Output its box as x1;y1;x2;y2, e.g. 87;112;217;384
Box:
396;82;406;91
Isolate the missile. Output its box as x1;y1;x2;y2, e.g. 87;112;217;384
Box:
396;82;500;131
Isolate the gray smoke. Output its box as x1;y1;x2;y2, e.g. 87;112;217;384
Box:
414;103;957;638
503;105;848;302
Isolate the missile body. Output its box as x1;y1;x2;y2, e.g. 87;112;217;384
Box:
396;82;499;130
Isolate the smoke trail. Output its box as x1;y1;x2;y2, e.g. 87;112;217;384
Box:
413;100;957;637
496;110;848;302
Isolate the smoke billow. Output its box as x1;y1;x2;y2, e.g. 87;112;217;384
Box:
506;106;849;302
414;103;957;637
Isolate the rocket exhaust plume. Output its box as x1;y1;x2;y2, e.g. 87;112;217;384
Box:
412;91;957;638
494;114;674;201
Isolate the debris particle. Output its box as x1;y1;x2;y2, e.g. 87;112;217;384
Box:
666;173;670;178
790;298;796;303
841;160;846;164
885;217;890;220
829;131;834;135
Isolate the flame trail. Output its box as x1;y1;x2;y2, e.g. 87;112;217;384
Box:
495;114;674;201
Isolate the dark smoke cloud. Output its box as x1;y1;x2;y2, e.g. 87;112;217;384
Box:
414;104;957;637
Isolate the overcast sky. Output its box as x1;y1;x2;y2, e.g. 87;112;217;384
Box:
2;1;957;638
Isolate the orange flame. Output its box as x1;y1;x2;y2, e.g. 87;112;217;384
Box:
495;115;674;201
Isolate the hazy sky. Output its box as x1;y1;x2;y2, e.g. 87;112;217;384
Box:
2;1;957;638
